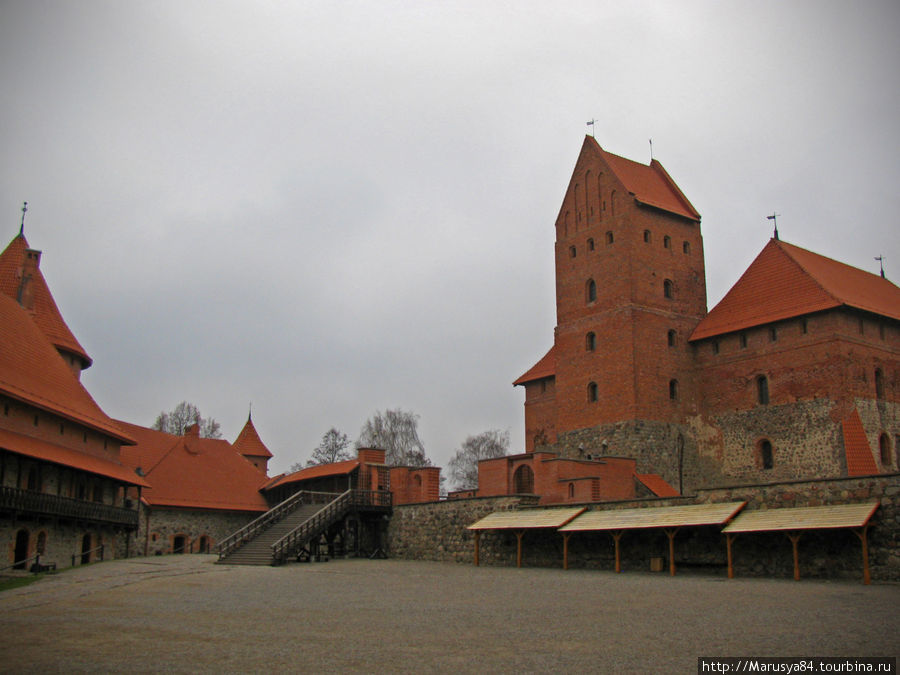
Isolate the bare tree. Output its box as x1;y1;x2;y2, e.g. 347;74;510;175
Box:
356;409;430;467
305;428;353;467
152;401;222;439
447;429;509;491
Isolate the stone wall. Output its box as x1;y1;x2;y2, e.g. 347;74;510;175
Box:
387;474;900;582
2;519;133;570
138;506;258;557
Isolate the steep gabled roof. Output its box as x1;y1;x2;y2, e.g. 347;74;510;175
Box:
587;137;701;222
691;239;900;341
232;415;273;459
116;421;270;512
841;409;878;477
0;293;133;443
513;345;556;386
0;233;92;367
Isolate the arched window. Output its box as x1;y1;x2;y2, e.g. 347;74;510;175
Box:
14;529;29;570
757;375;769;405
663;235;671;249
669;379;678;400
586;279;597;303
606;231;614;245
879;433;892;466
587;382;599;402
569;245;577;258
875;368;884;399
587;238;595;251
643;230;651;243
586;332;596;351
568;483;575;499
663;279;674;299
683;241;691;254
513;464;534;494
667;329;676;347
759;440;774;470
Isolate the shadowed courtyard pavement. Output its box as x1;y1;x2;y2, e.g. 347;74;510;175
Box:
0;555;896;673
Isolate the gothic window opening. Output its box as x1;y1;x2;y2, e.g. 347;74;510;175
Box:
879;433;892;466
669;379;678;400
569;245;577;258
643;230;651;243
14;530;29;569
757;375;770;405
588;382;599;402
513;464;534;494
663;279;674;299
568;483;575;499
664;235;671;249
587;238;595;251
586;279;597;303
586;332;596;351
667;329;676;347
759;440;774;470
606;231;614;244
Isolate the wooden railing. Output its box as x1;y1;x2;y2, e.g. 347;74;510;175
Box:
216;490;340;559
271;489;392;565
0;486;138;528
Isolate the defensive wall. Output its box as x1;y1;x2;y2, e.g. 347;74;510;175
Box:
386;473;900;582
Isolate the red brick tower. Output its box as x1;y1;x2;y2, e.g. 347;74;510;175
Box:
517;137;705;485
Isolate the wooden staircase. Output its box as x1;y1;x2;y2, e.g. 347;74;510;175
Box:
217;503;323;566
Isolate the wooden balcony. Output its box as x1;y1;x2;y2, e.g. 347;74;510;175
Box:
0;485;139;528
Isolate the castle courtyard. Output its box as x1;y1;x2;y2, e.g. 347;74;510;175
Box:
0;556;896;673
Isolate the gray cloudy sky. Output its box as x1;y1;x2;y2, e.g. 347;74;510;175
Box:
2;1;898;476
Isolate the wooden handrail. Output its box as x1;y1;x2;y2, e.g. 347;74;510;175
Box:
216;490;340;558
0;486;138;528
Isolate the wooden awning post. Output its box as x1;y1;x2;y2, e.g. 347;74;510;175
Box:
611;530;624;573
852;525;871;585
664;528;680;576
726;533;738;579
515;530;524;568
786;532;802;581
562;533;571;570
473;531;480;567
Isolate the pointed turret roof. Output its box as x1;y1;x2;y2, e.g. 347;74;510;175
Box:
691;239;900;341
0;233;92;368
232;413;273;460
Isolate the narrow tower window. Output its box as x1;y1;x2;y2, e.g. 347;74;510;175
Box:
663;279;674;299
586;332;596;351
875;368;884;399
586;279;597;303
760;440;774;469
757;375;769;405
587;382;599;402
669;379;678;400
667;329;676;347
879;433;892;466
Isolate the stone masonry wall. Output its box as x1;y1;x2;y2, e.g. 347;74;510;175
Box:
138;506;258;557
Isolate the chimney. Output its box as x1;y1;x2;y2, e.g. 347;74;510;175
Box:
184;423;201;454
16;248;41;310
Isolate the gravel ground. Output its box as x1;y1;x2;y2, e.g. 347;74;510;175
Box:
0;555;896;673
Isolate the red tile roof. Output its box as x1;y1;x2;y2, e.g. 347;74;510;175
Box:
589;137;701;222
0;293;133;443
691;239;900;341
263;459;360;491
0;427;148;486
232;415;273;459
0;233;91;367
513;345;556;386
116;421;270;512
842;409;878;477
635;473;680;497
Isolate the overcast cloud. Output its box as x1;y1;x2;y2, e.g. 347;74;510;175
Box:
2;1;898;475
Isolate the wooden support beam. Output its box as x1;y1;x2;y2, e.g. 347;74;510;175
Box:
852;525;871;585
562;533;571;570
473;531;480;567
515;530;524;568
726;533;737;579
611;530;623;573
786;532;802;581
664;528;680;576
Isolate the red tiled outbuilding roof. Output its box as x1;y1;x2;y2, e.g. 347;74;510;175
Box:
232;415;273;459
263;459;360;491
0;233;92;367
116;421;270;512
841;409;878;477
691;239;900;341
635;473;680;497
513;345;556;386
589;137;701;222
0;293;133;443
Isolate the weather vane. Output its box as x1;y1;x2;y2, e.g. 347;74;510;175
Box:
586;119;596;138
19;201;27;236
875;255;885;278
767;212;780;240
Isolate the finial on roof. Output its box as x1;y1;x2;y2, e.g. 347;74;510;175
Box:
767;212;780;240
649;138;653;162
248;401;252;422
586;119;596;138
875;255;885;279
19;202;27;236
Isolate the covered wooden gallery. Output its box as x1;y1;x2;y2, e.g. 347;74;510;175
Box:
468;501;881;584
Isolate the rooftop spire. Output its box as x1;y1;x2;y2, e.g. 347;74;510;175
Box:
19;202;27;236
767;212;780;240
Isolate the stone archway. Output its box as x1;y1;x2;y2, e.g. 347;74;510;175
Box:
14;529;29;569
